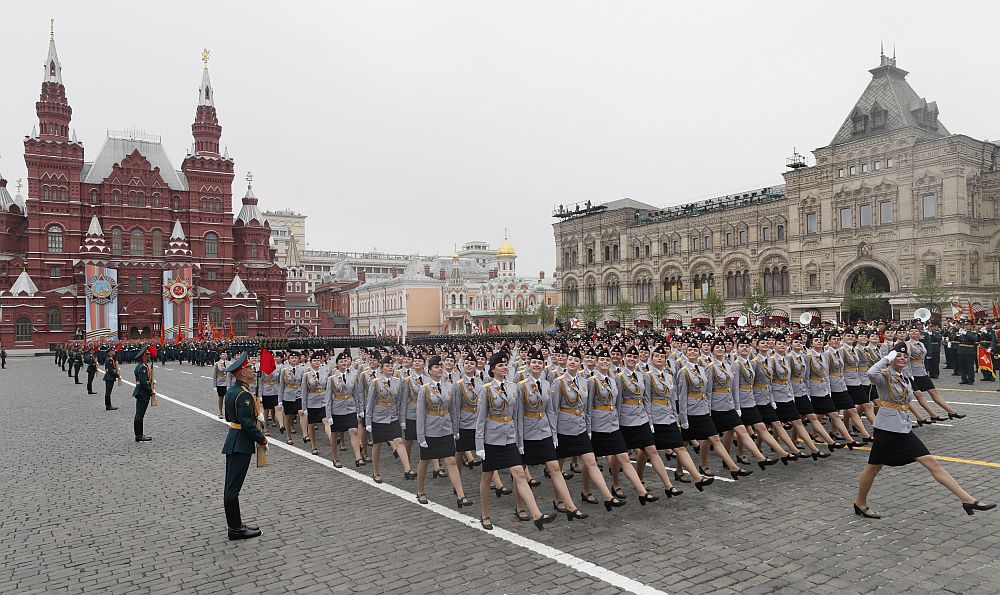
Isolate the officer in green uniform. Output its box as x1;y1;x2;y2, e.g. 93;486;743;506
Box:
957;320;978;385
924;322;942;379
84;348;98;394
222;352;266;540
978;322;996;381
133;346;155;441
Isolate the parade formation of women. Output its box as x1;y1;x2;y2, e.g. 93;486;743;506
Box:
55;318;995;539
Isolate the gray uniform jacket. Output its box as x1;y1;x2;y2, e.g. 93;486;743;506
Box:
259;367;281;397
867;358;913;433
278;364;304;402
732;358;757;410
644;367;678;426
788;351;808;398
824;348;847;393
674;361;710;429
212;360;231;388
451;375;483;430
328;368;358;416
804;350;831;397
616;368;651;428
416;381;458;444
549;373;589;436
842;344;862;387
856;345;878;386
300;368;328;409
588;372;621;433
365;373;406;427
475;380;520;451
751;355;774;407
516;375;557;445
906;339;930;378
767;354;794;403
354;369;376;419
704;358;738;414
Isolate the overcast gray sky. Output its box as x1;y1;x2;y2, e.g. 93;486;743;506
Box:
4;1;1000;277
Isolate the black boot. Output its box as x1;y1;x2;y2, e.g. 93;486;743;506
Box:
225;499;261;540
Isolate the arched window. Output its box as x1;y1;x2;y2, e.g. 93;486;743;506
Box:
633;275;652;303
130;229;145;256
205;232;219;258
111;228;122;256
604;275;620;305
112;190;120;205
777;224;786;240
663;275;682;301
46;225;63;253
209;306;223;327
250;243;258;259
151;229;163;256
234;315;247;336
692;272;714;300
172;195;181;210
47;307;62;330
152;192;160;207
90;189;99;205
564;279;579;307
15;316;33;342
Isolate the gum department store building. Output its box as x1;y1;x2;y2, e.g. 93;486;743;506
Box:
554;52;1000;327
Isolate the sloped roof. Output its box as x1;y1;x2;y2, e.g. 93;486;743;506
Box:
83;136;188;191
9;270;39;296
225;274;252;298
0;177;16;213
328;260;359;283
830;55;949;146
601;198;659;211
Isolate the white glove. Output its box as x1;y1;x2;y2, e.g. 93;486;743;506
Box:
365;425;372;433
419;441;428;448
681;423;689;430
475;449;486;459
518;446;524;455
884;350;898;362
257;414;265;424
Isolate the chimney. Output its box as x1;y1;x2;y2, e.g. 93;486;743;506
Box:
358;271;366;283
424;264;431;277
439;270;445;281
539;271;545;280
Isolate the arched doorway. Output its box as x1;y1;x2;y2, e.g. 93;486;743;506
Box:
844;266;891;321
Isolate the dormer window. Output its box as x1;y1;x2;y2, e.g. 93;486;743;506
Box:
852;114;868;134
870;102;887;130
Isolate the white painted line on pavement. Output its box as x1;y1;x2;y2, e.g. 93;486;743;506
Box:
122;379;670;595
179;371;192;375
200;376;212;380
947;401;1000;408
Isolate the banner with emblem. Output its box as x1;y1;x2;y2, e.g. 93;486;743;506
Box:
84;264;119;340
162;266;195;340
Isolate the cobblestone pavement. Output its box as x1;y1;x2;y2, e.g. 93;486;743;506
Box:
2;357;999;594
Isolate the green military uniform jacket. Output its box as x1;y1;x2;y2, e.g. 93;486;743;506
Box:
133;363;153;398
957;330;979;355
222;381;266;455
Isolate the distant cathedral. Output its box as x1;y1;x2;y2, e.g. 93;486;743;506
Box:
0;26;287;347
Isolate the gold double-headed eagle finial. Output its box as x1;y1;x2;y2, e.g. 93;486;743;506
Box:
245;171;253;185
17;179;24;192
201;48;210;68
50;19;54;41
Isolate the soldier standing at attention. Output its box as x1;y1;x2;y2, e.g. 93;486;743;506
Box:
103;349;121;411
957;320;978;385
84;347;99;394
133;346;155;442
222;352;267;540
924;322;942;379
72;347;83;384
212;352;231;419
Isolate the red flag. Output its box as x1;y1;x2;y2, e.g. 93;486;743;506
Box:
116;344;123;352
159;325;165;345
229;322;235;340
978;346;994;375
260;349;276;375
148;344;158;358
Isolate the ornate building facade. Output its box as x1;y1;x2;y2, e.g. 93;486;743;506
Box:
554;52;1000;325
0;31;287;348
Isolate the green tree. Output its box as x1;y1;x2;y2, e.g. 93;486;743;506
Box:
699;287;725;325
911;272;949;312
537;303;555;326
610;299;635;328
492;306;510;327
843;271;885;320
512;303;533;328
742;282;771;322
580;301;604;328
555;303;575;325
647;293;668;327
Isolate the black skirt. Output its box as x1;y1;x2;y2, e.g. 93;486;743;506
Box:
775;400;801;422
711;409;742;433
404;418;417;441
620;424;655;449
307;407;326;424
913;375;935;392
794;396;814;415
262;394;279;409
455;427;476;452
216;385;227;397
653;423;684;449
371;421;401;443
591;430;628;457
556;432;593;458
756;404;779;424
330;413;358;432
739;406;764;426
868;428;929;466
848;384;870;405
811;395;836;414
521;438;558;466
682;413;718;440
483;443;521;472
831;390;854;410
281;399;301;415
420;435;456;460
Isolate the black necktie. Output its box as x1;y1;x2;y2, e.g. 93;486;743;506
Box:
448;373;452;382
418;377;423;385
436;382;441;392
470;378;475;388
536;380;542;393
632;372;638;382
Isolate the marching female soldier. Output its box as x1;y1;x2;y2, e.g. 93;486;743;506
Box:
453;352;484;469
279;352;305;445
365;356;415;482
327;350;362;467
212;352;231;419
415;355;472;508
826;333;871;445
301;352;329;456
906;327;965;421
769;335;828;460
259;351;282;434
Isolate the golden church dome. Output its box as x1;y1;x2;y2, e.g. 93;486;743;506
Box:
497;238;516;257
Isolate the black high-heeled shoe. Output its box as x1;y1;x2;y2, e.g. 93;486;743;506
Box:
355;459;366;467
811;450;831;460
416;493;429;505
665;487;683;499
948;412;966;420
962;500;996;515
403;470;417;480
533;513;556;531
736;455;751;465
493;485;513;498
730;468;753;480
553;500;568;513
480;517;493;530
565;508;588;521
931;415;948;422
603;497;625;511
561;471;574;480
673;470;691;483
457;496;473;508
757;457;778;470
846;441;864;450
853;503;881;519
431;470;442;479
637;493;659;505
611;487;627;499
698;466;715;477
694;476;714;492
779;455;791;466
862;436;874;444
916;418;930;427
527;478;542;487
